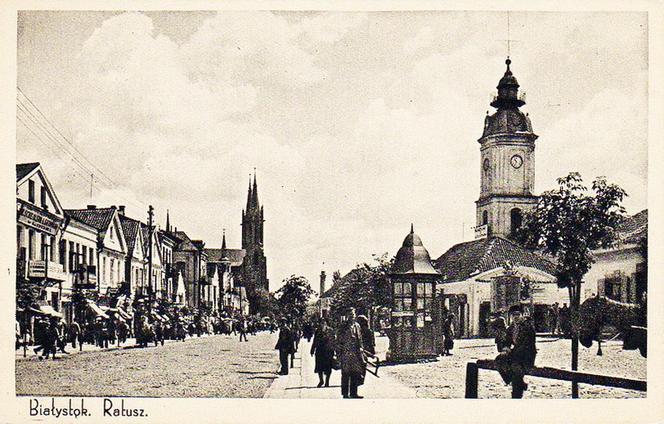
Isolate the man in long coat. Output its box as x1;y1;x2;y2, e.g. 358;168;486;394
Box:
275;318;295;375
337;309;365;399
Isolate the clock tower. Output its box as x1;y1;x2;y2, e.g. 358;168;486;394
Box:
476;58;538;238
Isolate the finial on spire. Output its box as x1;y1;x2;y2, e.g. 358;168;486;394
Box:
410;223;414;234
222;228;227;250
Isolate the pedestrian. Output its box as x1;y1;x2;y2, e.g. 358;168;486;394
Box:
238;317;248;342
356;315;375;387
154;319;164;346
495;306;537;398
290;320;301;368
442;312;455;356
337;309;365;399
41;317;60;360
490;311;509;352
550;302;560;335
69;320;81;350
275;318;295;375
57;319;69;354
310;318;335;387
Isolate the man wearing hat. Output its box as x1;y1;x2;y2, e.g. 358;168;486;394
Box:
495;305;537;398
275;318;294;375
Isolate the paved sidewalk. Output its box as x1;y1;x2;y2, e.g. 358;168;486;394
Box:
264;338;417;399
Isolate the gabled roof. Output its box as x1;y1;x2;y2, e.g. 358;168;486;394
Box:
433;236;556;283
16;162;40;182
617;210;647;244
204;248;246;267
65;207;117;233
119;215;142;256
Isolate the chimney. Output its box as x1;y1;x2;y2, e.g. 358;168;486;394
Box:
87;205;96;210
118;205;125;216
320;270;326;297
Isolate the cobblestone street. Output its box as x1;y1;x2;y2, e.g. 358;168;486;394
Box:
377;336;647;399
16;333;280;398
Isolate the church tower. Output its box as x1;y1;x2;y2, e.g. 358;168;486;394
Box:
241;173;269;306
476;58;538;238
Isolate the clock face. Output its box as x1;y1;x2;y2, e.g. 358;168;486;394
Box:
510;154;523;169
483;159;490;171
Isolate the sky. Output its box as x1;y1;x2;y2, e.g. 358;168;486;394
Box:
16;11;648;293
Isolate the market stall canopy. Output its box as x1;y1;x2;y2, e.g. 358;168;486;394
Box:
86;300;109;319
30;304;63;318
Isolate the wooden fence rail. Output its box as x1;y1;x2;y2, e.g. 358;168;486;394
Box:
465;359;647;398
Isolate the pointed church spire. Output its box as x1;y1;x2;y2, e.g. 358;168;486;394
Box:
222;228;227;250
166;209;170;232
251;169;259;207
410;223;414;234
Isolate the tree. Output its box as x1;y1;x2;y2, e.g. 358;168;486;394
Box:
329;254;394;322
517;172;626;398
275;275;315;321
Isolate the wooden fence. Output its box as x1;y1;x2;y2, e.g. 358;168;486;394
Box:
465;359;646;398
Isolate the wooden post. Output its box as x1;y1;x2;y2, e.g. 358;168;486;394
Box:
465;362;479;398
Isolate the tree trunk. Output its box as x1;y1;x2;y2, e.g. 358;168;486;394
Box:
569;282;581;398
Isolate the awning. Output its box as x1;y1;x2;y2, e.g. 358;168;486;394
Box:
30;304;63;318
86;300;109;319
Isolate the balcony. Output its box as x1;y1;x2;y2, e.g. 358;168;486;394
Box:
28;260;66;282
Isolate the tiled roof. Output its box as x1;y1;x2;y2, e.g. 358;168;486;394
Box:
617;210;647;244
16;162;40;181
119;215;141;255
65;207;116;233
204;248;246;267
433;236;556;283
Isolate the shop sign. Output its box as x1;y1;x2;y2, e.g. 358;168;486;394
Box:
17;202;61;235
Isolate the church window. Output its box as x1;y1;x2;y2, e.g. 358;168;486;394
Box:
510;208;523;237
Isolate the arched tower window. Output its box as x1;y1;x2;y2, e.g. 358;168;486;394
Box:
510;208;523;237
482;211;488;225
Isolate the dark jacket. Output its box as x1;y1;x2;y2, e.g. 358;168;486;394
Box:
311;324;336;373
275;325;295;353
505;317;537;367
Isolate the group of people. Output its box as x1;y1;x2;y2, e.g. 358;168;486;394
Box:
275;309;376;399
17;304;274;360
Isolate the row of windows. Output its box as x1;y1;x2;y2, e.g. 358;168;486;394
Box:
27;180;49;210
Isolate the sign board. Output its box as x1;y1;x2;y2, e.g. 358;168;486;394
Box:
17;201;61;235
474;224;488;239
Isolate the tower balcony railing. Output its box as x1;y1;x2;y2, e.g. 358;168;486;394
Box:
490;91;526;104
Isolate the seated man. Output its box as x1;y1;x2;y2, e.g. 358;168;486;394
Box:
495;306;537;398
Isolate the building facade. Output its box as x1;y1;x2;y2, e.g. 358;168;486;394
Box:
16;163;67;312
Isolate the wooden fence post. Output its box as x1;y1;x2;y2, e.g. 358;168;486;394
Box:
465;362;479;398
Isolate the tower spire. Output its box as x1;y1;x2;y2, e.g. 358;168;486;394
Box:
410;223;414;234
222;228;227;250
166;209;171;232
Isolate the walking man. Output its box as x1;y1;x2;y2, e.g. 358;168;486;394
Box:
239;317;248;342
275;318;294;375
338;309;365;399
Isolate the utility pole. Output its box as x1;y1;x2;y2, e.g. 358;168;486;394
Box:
147;205;154;302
